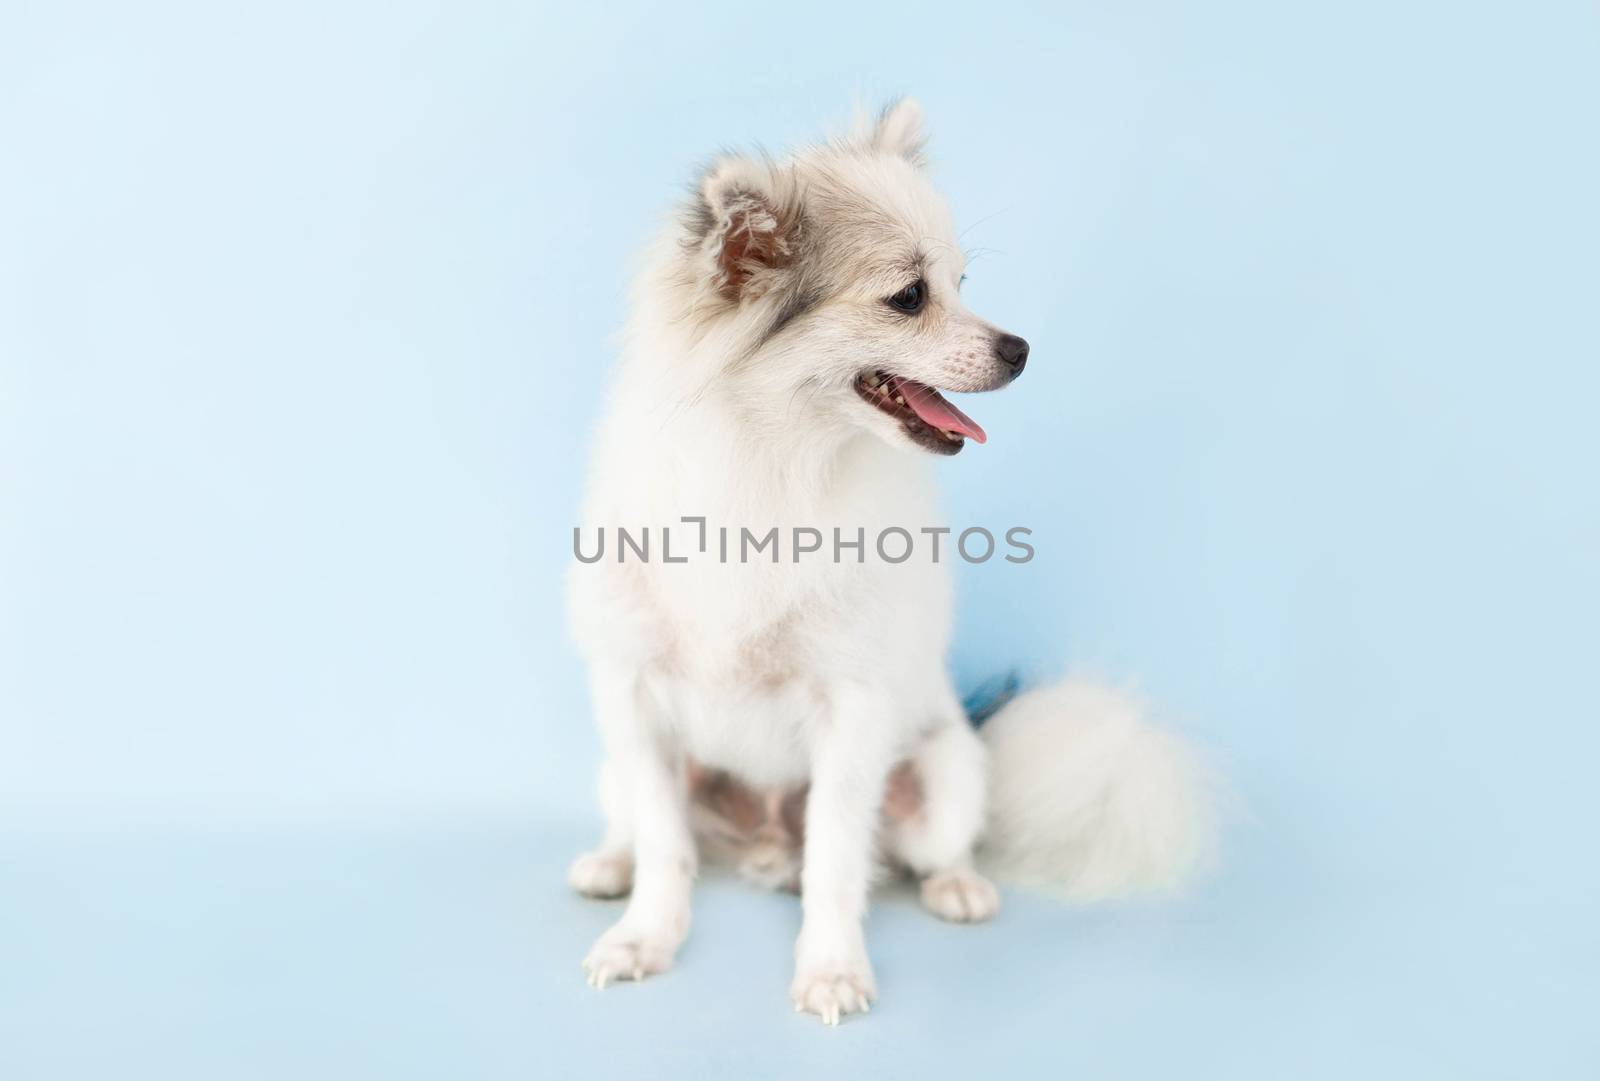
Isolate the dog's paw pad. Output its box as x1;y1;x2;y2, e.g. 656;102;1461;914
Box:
583;928;673;989
790;967;876;1026
568;851;633;899
920;868;1000;923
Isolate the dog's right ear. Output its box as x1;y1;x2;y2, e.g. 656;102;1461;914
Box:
691;156;800;305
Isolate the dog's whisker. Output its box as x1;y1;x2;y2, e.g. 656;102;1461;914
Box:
959;206;1010;240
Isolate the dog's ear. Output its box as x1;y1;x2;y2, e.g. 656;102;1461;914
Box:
864;97;927;166
694;156;801;304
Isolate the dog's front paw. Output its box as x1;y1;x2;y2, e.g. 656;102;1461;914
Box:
790;962;877;1026
583;924;677;989
568;850;633;898
920;868;1000;923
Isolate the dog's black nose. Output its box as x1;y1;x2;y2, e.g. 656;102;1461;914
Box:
994;333;1029;377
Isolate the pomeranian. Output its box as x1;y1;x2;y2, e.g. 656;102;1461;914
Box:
567;100;1211;1025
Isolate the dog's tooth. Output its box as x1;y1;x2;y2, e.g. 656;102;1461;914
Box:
895;395;906;405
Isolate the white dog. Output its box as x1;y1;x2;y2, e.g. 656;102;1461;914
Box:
567;100;1212;1025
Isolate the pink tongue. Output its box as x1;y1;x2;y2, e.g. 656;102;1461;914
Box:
895;378;987;444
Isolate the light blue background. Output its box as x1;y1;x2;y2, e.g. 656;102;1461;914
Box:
3;1;1597;1077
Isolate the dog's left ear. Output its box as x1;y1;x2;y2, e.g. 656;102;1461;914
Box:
694;156;801;304
864;97;927;166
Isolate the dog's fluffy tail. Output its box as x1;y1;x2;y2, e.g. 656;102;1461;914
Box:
976;677;1216;902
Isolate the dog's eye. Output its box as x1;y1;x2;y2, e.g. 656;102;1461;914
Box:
887;280;926;313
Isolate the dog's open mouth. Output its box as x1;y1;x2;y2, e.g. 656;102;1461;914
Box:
853;371;988;455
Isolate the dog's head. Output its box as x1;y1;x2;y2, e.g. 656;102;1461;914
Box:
673;100;1028;456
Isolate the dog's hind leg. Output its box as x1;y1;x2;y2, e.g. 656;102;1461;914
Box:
568;758;635;898
885;718;1000;923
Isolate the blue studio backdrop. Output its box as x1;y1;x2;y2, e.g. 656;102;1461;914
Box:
2;2;1596;1078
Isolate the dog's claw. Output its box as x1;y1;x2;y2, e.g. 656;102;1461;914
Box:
790;965;876;1026
582;926;676;991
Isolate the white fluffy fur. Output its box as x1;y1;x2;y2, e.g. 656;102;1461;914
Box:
566;100;1214;1024
979;679;1216;901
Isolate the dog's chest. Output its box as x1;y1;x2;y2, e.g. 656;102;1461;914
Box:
637;566;845;785
648;614;822;786
662;673;818;786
